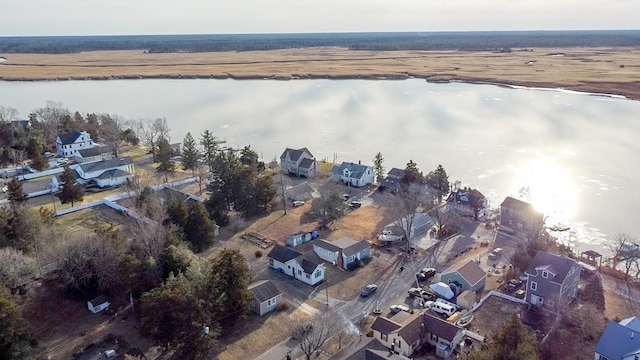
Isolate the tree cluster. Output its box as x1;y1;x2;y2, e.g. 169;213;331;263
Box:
139;249;253;359
165;199;216;253
465;314;539;360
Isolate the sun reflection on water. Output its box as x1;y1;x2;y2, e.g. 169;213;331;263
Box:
512;157;577;227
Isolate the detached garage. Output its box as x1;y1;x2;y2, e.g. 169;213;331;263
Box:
87;295;110;314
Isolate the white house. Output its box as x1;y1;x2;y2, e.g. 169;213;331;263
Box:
248;280;282;316
313;238;371;271
87;295;110;314
74;146;113;163
280;148;318;177
71;157;135;188
267;245;325;286
56;131;97;158
330;162;375;188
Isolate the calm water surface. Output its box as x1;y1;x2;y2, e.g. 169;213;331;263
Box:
1;79;639;254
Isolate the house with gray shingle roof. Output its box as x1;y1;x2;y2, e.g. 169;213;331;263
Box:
267;244;325;286
440;260;487;294
280;147;318;177
370;311;464;359
56;131;97;158
524;251;581;310
379;168;406;194
595;317;640;360
313;238;371;271
70;157;135;188
331;161;375;188
74;145;113;163
330;337;411;360
247;280;282;316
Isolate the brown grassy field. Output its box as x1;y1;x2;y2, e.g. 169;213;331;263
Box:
1;47;640;99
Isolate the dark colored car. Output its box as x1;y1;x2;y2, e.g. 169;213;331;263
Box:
361;284;378;297
349;201;362;209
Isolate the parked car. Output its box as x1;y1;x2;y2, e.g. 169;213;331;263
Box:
390;304;412;314
361;284;378;297
420;267;437;278
349;201;362;209
292;200;305;207
515;289;526;299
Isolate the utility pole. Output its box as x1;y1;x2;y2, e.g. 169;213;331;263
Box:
280;171;287;215
325;266;329;307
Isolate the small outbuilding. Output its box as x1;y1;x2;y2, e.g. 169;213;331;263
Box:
87;295;110;314
248;280;282;316
440;260;487;294
456;290;477;309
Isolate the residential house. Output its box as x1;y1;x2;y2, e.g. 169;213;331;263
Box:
56;131;97;158
499;196;544;234
394;213;432;239
370;311;464;359
524;251;581;310
280;148;318;177
446;189;488;219
87;295;110;314
313;238;371;271
247;280;282;316
595;317;640;360
440;260;487;295
10;120;30;132
170;143;182;156
286;182;314;202
267;245;325;286
70;157;134;188
330;337;411;360
331;162;375;188
379;168;406;194
74;145;113;163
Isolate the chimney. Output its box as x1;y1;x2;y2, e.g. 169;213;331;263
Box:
358;160;361;165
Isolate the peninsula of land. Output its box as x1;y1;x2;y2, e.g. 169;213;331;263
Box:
1;47;640;99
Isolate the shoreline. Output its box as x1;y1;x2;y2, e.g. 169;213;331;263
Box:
1;47;640;100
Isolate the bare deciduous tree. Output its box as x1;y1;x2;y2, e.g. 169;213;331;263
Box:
0;248;38;290
135;118;169;162
0;105;19;122
99;113;127;157
294;313;338;360
606;232;639;279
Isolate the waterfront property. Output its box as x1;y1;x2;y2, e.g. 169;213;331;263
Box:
499;196;544;235
280;147;318;177
524;251;580;310
74;145;113;163
70;157;135;188
379;167;406;194
330;162;375;188
56;131;97;158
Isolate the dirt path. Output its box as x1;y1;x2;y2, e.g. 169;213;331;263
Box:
2;47;640;99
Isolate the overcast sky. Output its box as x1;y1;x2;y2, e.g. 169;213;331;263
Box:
1;0;638;36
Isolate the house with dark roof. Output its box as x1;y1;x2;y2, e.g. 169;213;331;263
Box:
440;260;487;294
247;280;282;316
70;157;134;188
267;244;325;286
370;311;464;358
595;317;640;360
446;188;488;219
313;238;371;271
74;145;113;163
379;168;406;194
87;295;110;314
56;131;97;158
280;148;318;177
331;162;375;188
524;251;581;310
330;337;411;360
499;196;544;235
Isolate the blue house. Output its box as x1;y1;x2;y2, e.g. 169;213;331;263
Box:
595;317;640;360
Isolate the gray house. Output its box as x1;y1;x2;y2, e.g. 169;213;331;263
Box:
280;148;318;177
313;238;371;271
499;196;544;234
595;317;640;360
440;260;487;294
74;145;113;163
248;280;282;316
379;168;406;194
524;251;581;310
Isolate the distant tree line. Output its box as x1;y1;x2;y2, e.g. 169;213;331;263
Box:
1;31;640;54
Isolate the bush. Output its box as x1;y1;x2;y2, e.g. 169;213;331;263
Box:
276;301;289;312
255;250;263;258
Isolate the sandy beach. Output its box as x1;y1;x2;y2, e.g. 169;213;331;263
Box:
1;47;639;99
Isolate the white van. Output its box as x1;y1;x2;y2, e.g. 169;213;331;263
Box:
430;301;457;317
